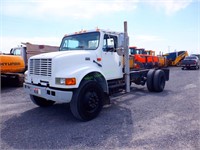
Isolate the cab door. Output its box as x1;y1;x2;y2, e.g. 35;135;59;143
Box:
101;34;123;80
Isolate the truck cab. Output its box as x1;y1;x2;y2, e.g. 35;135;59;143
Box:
60;30;124;80
10;46;27;69
25;29;124;91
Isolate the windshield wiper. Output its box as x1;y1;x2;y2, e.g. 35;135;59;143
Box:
76;46;85;49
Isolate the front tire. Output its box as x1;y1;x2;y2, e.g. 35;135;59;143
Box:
70;80;104;121
30;95;55;107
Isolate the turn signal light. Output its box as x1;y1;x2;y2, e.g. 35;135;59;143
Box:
56;78;76;85
97;57;101;61
65;78;76;85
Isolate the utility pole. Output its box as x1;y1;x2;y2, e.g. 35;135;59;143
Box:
124;21;130;92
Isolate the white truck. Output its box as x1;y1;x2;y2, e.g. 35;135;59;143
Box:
24;22;169;121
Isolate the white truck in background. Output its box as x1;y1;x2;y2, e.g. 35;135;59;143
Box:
24;22;170;121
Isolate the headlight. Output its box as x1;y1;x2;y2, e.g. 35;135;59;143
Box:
56;78;76;85
24;71;28;81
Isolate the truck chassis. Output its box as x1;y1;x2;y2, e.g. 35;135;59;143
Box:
24;68;169;121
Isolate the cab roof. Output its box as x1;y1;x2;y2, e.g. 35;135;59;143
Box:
63;29;123;37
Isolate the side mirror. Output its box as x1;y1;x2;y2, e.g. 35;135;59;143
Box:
117;33;129;56
118;33;125;48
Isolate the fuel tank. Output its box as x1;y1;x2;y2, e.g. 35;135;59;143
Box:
0;55;25;73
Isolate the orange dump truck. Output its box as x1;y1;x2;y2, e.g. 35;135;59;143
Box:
0;43;59;86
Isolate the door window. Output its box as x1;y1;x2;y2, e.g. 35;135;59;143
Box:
103;34;118;52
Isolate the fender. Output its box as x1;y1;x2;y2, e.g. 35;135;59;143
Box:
54;63;109;93
78;68;109;93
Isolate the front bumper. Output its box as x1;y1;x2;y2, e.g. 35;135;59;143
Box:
181;64;196;68
23;83;73;103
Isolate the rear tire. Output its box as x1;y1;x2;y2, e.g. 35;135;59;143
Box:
70;80;104;121
30;95;55;107
195;64;199;70
153;70;166;92
16;75;24;87
146;69;155;92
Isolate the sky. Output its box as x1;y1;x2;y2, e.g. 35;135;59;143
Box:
0;0;200;55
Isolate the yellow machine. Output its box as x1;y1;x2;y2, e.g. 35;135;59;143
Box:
1;43;59;86
171;51;188;66
0;54;25;87
164;51;188;66
0;55;25;73
158;56;167;67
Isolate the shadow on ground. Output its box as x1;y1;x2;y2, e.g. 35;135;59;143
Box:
1;102;133;149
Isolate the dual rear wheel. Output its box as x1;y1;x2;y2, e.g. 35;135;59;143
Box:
147;69;166;92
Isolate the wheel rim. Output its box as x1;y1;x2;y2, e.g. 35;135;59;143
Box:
83;89;100;113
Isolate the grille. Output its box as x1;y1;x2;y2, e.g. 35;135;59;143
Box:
29;59;52;76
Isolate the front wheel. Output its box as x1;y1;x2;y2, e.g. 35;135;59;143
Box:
70;80;104;121
30;95;55;107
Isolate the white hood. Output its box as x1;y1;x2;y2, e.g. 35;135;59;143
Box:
30;50;92;59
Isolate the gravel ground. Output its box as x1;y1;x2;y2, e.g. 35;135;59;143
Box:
0;67;200;150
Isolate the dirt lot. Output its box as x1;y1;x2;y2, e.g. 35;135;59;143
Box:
0;67;199;150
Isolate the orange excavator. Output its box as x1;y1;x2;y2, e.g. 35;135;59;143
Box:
0;43;59;86
129;46;167;69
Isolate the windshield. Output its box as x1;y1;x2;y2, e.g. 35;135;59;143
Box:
60;32;100;51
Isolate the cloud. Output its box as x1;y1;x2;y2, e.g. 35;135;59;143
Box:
1;0;193;21
2;0;139;20
135;35;165;42
146;0;193;15
129;34;166;53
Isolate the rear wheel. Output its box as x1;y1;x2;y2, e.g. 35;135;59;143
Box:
15;75;24;87
30;95;55;107
146;69;156;92
195;64;199;70
70;80;104;121
153;70;166;92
